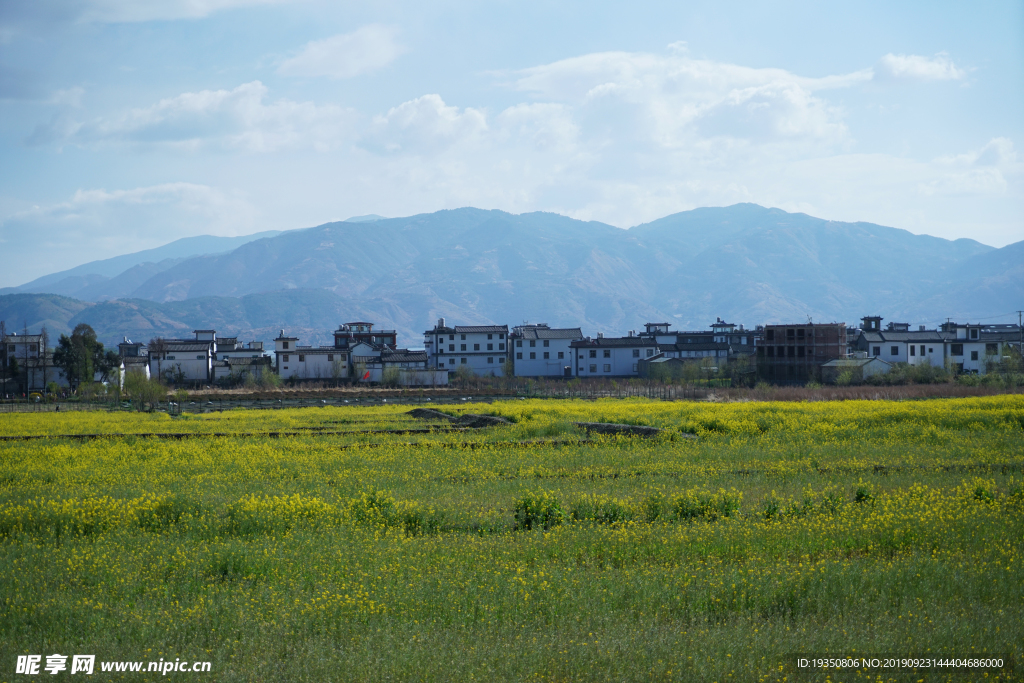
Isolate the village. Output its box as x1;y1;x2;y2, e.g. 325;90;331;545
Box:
2;313;1022;396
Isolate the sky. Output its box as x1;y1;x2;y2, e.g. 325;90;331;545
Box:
1;0;1022;287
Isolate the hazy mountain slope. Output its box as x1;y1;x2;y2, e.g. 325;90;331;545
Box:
909;240;1024;321
129;209;502;302
0;294;94;338
5;230;283;297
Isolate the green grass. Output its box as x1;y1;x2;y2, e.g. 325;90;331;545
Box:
1;397;1022;682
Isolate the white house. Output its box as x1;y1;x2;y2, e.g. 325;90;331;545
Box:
423;318;509;377
853;317;1019;375
509;324;582;378
148;331;217;384
570;334;660;378
274;331;348;381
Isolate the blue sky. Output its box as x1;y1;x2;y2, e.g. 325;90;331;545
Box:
1;0;1022;287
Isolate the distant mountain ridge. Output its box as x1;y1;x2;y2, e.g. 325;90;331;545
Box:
1;204;1020;348
2;231;282;300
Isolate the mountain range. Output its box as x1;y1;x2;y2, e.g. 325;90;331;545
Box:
1;204;1020;348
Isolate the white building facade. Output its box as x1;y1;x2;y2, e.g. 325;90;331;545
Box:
423;319;509;377
509;324;582;378
570;335;660;378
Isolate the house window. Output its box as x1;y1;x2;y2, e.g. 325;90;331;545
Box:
516;340;522;347
986;343;998;355
646;349;654;357
474;344;480;351
970;328;979;340
589;350;597;358
632;349;640;357
970;351;979;361
461;358;467;364
632;363;638;372
299;355;305;362
283;354;289;362
557;351;564;359
786;329;795;340
498;343;504;350
529;352;536;359
766;347;774;357
487;343;493;351
872;346;880;357
449;335;454;340
328;354;334;361
951;344;963;356
890;346;899;356
909;346;915;357
928;348;933;354
460;344;466;351
603;364;611;372
797;329;805;341
461;334;466;340
487;357;493;364
543;352;549;359
487;334;493;340
529;340;536;347
499;334;504;339
282;341;289;349
449;344;455;351
788;346;795;357
517;352;523;359
766;330;775;342
603;350;611;358
197;355;204;359
543;340;549;347
797;347;805;358
589;364;597;372
448;359;454;365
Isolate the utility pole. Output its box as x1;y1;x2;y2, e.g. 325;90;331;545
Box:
1018;310;1023;356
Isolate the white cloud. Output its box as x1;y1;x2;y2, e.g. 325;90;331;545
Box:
0;183;259;287
508;50;869;152
875;53;966;81
363;94;487;154
278;25;405;79
920;138;1020;198
28;81;357;151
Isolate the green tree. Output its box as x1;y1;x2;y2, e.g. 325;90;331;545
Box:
53;324;118;391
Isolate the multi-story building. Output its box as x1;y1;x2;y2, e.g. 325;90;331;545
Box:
148;330;218;384
273;331;348;381
570;334;660;378
423;318;508;376
852;317;1020;374
509;324;582;378
756;322;847;383
333;322;396;350
117;337;150;383
2;331;67;394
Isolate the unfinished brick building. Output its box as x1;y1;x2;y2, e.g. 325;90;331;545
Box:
756;322;847;383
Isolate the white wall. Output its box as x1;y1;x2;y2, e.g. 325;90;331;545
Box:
512;338;573;377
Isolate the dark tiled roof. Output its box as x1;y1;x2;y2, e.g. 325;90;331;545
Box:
426;325;508;334
515;327;583;340
162;342;213;352
659;342;730;352
382;350;428;362
571;337;659;348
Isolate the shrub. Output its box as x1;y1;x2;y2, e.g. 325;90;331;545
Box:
569;494;631;525
513;491;564;531
673;488;741;522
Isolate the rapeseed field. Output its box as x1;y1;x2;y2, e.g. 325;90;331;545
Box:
1;396;1022;681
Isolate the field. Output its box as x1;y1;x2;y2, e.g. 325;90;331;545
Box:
1;396;1022;682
